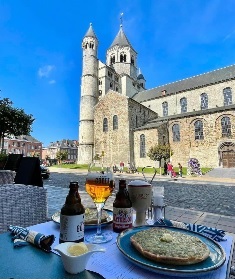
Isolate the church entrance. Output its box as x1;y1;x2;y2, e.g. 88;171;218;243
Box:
222;150;235;168
219;142;235;168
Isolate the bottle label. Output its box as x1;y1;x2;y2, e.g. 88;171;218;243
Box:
60;214;85;242
113;207;133;230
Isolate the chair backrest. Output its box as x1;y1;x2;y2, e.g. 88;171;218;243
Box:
14;157;43;187
3;154;23;172
0;184;48;233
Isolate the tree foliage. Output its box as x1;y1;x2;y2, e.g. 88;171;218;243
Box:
147;144;172;162
0;98;35;151
56;151;68;164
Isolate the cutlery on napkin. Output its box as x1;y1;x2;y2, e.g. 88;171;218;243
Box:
8;225;55;252
154;219;226;242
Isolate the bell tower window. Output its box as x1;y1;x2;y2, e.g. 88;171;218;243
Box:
110;55;115;65
131;56;134;65
120;53;126;62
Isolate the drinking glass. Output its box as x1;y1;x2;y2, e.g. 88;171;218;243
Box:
85;166;115;243
128;180;152;226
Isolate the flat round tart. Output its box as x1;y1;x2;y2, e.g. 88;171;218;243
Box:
130;227;210;265
84;208;108;224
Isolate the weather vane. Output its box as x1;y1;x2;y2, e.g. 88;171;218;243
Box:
120;12;124;26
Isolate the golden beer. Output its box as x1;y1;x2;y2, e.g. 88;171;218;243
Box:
86;176;114;203
85;170;115;243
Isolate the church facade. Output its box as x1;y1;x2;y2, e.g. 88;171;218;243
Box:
78;24;235;168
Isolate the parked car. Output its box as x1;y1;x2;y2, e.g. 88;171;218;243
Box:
40;165;50;179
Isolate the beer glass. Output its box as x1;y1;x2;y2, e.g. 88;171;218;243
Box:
128;180;152;226
85;167;115;243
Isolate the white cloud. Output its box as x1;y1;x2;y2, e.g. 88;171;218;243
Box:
49;80;56;84
223;29;235;41
38;65;55;78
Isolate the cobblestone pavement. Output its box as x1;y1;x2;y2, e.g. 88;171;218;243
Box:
44;169;235;218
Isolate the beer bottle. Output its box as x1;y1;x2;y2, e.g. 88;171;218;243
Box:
113;179;132;233
59;181;85;243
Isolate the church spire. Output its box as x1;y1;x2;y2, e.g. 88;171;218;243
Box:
109;13;135;50
84;23;97;39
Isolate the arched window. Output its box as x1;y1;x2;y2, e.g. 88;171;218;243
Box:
116;87;118;92
223;87;232;106
98;79;102;85
180;97;187;113
120;53;127;62
136;115;138;127
194;120;204;140
113;115;118;130
103;118;108;132
99;90;102;96
110;55;115;65
110;82;113;88
172;124;180;142
140;134;146;158
162;101;168;116
131;56;134;65
221;116;231;137
201;93;208;110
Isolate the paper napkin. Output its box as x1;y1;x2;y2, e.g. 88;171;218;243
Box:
8;225;55;252
154;219;226;242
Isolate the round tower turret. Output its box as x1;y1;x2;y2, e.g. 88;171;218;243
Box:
78;23;99;164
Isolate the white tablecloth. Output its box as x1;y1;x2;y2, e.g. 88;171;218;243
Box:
29;221;234;279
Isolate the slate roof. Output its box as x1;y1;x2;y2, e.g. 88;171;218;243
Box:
134;104;235;131
84;23;97;39
133;65;235;103
6;135;41;143
137;73;145;80
110;26;134;50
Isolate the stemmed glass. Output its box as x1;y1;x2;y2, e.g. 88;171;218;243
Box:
85;165;115;243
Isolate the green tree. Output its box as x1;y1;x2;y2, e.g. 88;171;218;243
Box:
56;151;68;164
0;98;34;152
147;144;172;175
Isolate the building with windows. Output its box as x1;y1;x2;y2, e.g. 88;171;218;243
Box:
78;24;235;168
3;135;42;158
45;139;78;163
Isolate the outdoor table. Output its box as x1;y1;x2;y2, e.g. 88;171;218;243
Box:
0;221;234;279
0;170;16;185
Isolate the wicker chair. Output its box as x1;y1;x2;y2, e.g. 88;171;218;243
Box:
0;184;48;233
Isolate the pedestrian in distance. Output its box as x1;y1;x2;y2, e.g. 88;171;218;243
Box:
120;161;124;173
167;161;173;177
178;163;183;177
163;162;168;175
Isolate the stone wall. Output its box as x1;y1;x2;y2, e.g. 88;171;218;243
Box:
94;91;130;166
169;110;235;167
142;80;235;117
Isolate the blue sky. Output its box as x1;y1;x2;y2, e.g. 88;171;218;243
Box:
1;0;235;147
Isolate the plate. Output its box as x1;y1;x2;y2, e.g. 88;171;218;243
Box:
52;208;113;229
116;225;226;277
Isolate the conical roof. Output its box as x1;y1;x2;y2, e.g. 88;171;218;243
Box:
137;68;145;80
84;23;97;39
110;25;133;49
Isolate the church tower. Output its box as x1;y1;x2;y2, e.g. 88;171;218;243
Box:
106;24;138;79
78;24;98;164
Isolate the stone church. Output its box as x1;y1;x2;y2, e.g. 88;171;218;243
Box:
78;23;235;168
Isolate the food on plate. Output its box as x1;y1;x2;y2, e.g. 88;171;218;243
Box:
84;208;109;224
130;228;210;265
67;242;88;256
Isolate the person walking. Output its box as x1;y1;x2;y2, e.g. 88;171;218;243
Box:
120;161;124;173
163;162;168;175
167;162;173;177
178;163;183;177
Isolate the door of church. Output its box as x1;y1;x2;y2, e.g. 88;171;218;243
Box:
222;151;235;168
